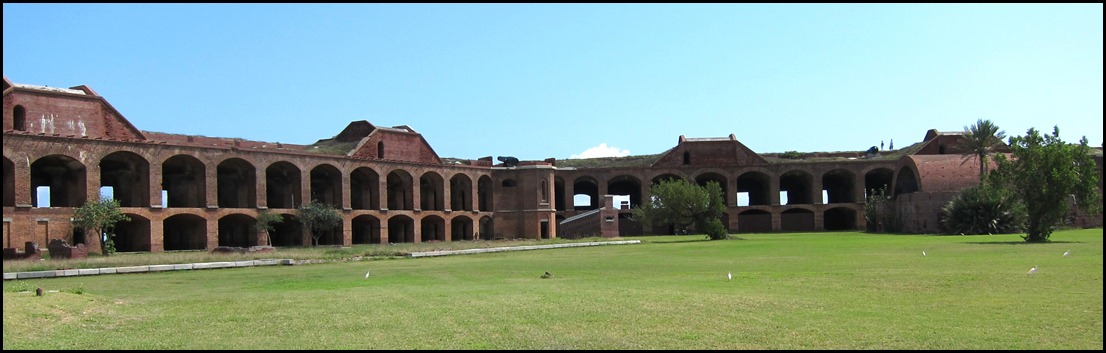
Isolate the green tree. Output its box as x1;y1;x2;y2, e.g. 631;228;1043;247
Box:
72;194;131;255
632;179;730;240
254;210;284;246
296;200;342;246
959;119;1007;181
989;126;1102;243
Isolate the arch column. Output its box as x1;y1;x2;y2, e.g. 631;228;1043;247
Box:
255;167;268;209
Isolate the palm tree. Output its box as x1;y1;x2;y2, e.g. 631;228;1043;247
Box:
958;119;1006;181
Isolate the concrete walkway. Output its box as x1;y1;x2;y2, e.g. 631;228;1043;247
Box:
3;240;642;280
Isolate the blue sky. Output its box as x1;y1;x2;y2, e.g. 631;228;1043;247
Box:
4;4;1102;161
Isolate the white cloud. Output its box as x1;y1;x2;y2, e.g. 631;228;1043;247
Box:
570;143;630;159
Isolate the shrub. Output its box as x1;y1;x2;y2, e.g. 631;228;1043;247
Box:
939;184;1026;235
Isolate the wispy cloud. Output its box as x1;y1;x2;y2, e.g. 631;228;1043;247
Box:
570;143;630;159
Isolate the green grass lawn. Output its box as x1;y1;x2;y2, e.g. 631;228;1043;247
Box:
3;229;1102;349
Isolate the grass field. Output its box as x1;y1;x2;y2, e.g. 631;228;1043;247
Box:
3;229;1102;349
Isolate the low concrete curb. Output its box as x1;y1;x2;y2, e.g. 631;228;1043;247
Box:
408;240;642;257
4;259;294;280
4;240;643;280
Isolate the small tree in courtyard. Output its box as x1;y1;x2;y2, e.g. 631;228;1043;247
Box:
988;126;1102;243
254;210;284;246
633;179;730;240
297;200;342;246
72;193;130;255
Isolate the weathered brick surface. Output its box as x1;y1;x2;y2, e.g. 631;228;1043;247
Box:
3;76;1101;255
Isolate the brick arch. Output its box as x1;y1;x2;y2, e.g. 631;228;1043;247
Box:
821;168;856;204
100;151;151;207
218;213;256;248
352;214;381;244
694;171;729;206
309;163;342;207
450;215;474;240
607;174;642;209
350;166;380;210
113;212;152;254
386;169;414;210
421;215;446;242
736;170;772;206
449;172;473;211
420;171;445;211
572;175;600;210
823;206;858;231
388;214;415;243
3;156;13;207
162;154;207;208
217;157;257;208
163;213;207;251
266;161;302;209
30;154;87;207
779;169;814;205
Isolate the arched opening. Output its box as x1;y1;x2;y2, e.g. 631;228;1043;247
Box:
31;154;86;207
310;164;342;207
269;214;303;247
821;169;856;204
163;214;207;251
736;171;770;206
3;157;14;207
737;209;772;233
387;170;414;210
780;208;815;232
894;167;920;196
864;168;894;199
421;216;445;242
477;176;493;211
266;161;301;209
452;216;474;240
695;172;728;206
823;207;858;231
554;177;567;211
350;167;380;210
218;214;256;248
683;151;690;165
217;158;257;208
450;174;473;211
420;172;445;211
113;214;151;253
388;215;415;243
377;141;384;159
573;176;599;210
352;215;381;245
13;105;26;131
100;151;151;207
608;175;642;210
779;170;813;205
162;155;206;208
478;216;494;240
312;216;343;246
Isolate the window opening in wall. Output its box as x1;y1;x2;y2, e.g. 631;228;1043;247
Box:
377;142;384;159
613;195;630;209
574;195;591;207
683;151;690;165
100;186;115;201
14;105;27;131
502;179;517;187
161;190;169;208
822;190;828;204
737;192;750;207
540;179;548;202
36;186;50;208
779;191;789;205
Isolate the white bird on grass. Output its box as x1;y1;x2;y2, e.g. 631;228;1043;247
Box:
922;250;926;257
1027;266;1038;276
364;270;371;279
728;272;732;280
1063;250;1071;257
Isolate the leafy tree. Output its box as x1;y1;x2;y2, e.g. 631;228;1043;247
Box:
254;210;284;246
958;119;1007;181
939;184;1025;235
863;185;897;233
296;200;342;246
632;179;730;240
989;126;1102;243
72;194;130;255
